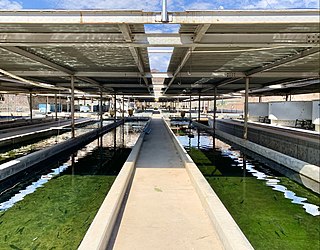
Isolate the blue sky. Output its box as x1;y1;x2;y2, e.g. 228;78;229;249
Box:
1;0;319;10
0;0;319;71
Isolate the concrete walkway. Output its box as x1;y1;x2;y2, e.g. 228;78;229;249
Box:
110;116;223;250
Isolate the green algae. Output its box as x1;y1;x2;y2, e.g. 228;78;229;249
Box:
189;148;320;250
0;148;130;250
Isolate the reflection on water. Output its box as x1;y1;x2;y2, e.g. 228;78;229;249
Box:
177;131;320;216
0;122;146;212
0;164;69;211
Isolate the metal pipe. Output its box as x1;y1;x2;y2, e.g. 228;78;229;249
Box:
161;0;169;22
71;75;75;138
244;77;249;140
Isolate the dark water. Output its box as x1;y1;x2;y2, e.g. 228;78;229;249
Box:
177;129;320;216
0;121;112;164
0;121;146;211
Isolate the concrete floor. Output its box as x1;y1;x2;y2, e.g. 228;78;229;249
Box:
110;116;223;250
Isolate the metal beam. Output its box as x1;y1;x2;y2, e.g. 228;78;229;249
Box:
193;24;211;43
164;24;211;94
118;24;151;93
201;78;243;93
164;49;191;93
0;68;67;90
9;70;320;79
200;47;320;93
1;33;318;47
245;47;320;76
1;46;113;92
1;46;74;74
1;42;317;48
0;10;318;24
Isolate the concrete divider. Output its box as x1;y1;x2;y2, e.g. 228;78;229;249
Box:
78;120;150;250
0;118;95;148
215;129;320;193
163;118;254;250
0;120;123;181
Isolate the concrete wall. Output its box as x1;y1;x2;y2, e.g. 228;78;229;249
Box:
248;102;269;122
269;101;312;126
312;100;320;132
214;119;320;166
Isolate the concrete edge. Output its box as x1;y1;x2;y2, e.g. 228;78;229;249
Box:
216;130;320;194
78;121;148;250
0;120;122;181
194;121;320;183
215;129;320;183
162;118;254;250
0;118;94;146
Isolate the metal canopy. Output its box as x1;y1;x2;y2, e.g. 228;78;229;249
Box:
0;9;319;98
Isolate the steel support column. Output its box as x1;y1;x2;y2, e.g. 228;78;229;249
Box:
114;93;117;122
122;95;125;119
46;96;49;115
54;93;58;121
29;92;33;121
244;77;249;140
99;90;103;128
213;87;217;133
189;95;192;121
71;75;75;138
198;92;201;122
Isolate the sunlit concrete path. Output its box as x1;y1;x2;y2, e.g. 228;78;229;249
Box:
109;115;224;250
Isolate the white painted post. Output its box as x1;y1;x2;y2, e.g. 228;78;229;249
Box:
100;90;103;128
29;92;33;121
198;92;201;122
189;95;192;121
244;77;249;140
71;75;75;138
54;93;58;121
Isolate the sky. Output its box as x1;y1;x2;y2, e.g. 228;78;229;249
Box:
1;0;319;10
0;0;319;71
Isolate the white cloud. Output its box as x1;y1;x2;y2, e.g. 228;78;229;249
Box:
0;0;22;9
145;24;180;33
185;1;219;10
52;0;160;10
244;0;319;9
51;0;319;11
149;53;172;72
